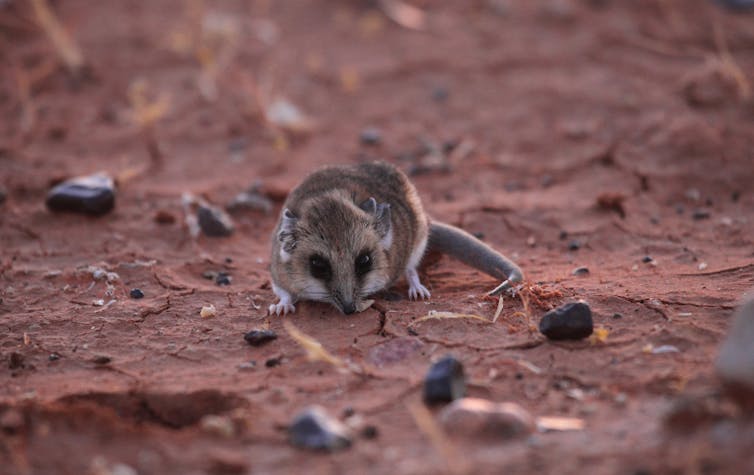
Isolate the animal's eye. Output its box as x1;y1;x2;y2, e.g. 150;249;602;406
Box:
355;253;372;276
309;255;332;280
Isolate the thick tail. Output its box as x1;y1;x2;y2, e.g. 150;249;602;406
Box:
427;221;524;296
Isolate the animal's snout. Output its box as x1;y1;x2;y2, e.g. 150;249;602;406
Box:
342;301;356;315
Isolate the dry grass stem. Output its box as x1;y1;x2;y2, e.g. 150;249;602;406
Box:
30;0;85;75
408;403;468;475
283;320;362;375
492;295;505;323
409;310;492;329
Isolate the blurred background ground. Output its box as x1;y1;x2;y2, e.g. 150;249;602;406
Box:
1;0;754;473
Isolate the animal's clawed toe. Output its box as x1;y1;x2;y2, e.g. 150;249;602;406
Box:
408;283;431;301
268;302;296;316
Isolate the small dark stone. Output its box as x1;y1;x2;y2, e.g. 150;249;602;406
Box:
692;209;711;220
154;210;176;224
642;256;653;263
731;191;740;202
571;266;589;276
359;127;382;146
225;257;233;264
227;137;248;152
504;181;523;192
515;372;524;380
442;139;460;154
8;352;24;370
226;189;273;214
92;356;112;365
612;313;623;319
130;288;145;299
568;240;581;251
715;0;754;11
46;174;115;216
407;327;419;336
472;231;485;240
198;204;234;237
0;185;6;205
244;329;278;347
650;216;660;225
361;425;379;439
288;406;351;451
423;355;466;404
215;272;232;286
265;357;282;367
559;230;568;240
48;353;61;361
431;86;449;102
539;302;593;340
341;407;355;418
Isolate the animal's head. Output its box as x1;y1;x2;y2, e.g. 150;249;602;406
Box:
276;192;393;314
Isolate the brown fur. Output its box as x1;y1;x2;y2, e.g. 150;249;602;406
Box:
270;162;428;312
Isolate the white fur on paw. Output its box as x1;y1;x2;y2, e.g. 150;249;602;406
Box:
268;302;296;316
408;283;431;301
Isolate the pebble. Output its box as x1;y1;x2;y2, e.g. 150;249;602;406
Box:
359;127;382;146
153;209;176;224
46;173;115;216
129;288;145;299
215;272;232;286
715;0;754;11
568;239;581;251
92;355;112;365
692;209;711;220
539;302;594;340
423;355;466;404
288;406;352;451
238;360;256;370
361;425;379;439
431;86;449;102
197;204;234;237
200;304;217;319
265;357;282;367
9;352;24;369
226;184;273;214
642;256;653;263
49;353;61;361
243;329;278;347
716;294;754;396
438;398;534;440
571;266;589;276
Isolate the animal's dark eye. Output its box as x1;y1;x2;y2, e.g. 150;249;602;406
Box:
355;252;372;276
309;255;332;280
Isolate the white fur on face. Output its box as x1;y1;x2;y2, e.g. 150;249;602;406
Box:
279;247;292;263
361;272;389;297
297;279;330;302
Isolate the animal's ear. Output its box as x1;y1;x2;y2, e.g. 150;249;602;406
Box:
360;197;392;249
278;208;298;260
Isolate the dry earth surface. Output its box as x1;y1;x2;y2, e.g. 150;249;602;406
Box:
2;0;754;474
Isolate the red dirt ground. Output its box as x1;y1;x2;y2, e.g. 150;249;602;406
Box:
2;1;754;474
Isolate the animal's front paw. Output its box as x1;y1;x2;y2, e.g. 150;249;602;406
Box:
406;267;431;301
268;301;296;316
408;282;431;301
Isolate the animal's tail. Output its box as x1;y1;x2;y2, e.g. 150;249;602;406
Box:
427;221;524;296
